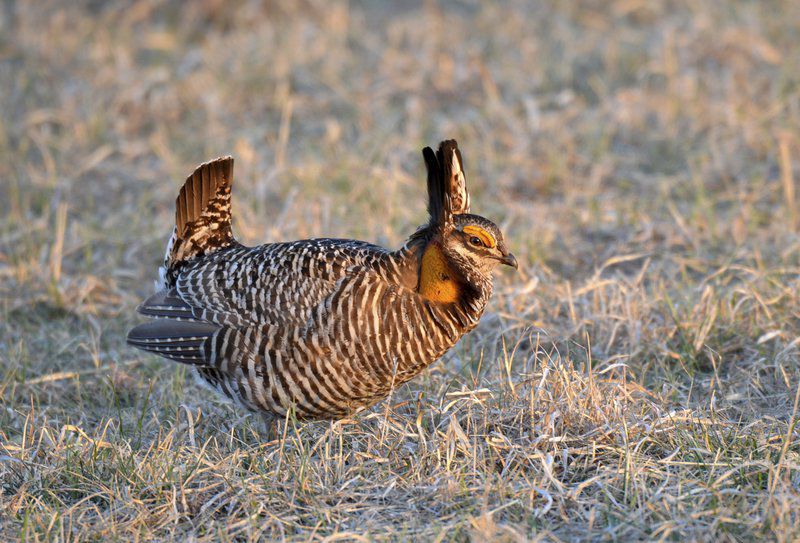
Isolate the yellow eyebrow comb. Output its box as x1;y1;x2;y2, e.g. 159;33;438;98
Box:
462;225;496;248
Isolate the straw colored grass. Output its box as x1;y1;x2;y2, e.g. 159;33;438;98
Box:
2;1;800;540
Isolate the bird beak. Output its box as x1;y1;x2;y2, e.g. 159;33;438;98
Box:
500;252;518;270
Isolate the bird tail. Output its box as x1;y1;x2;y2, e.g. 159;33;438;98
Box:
157;156;236;288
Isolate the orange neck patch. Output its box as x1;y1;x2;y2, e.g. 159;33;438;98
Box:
462;225;496;248
418;243;460;303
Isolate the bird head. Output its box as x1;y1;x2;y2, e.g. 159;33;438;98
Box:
422;140;517;282
441;214;517;279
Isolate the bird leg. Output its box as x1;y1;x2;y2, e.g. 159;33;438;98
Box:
262;414;278;443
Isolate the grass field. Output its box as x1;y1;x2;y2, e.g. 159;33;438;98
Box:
2;1;800;541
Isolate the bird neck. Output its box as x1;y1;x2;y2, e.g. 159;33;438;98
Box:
418;242;462;303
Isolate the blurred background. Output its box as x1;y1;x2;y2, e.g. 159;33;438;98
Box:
2;1;800;540
3;1;800;298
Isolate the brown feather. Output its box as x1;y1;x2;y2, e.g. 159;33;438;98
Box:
436;140;471;216
168;156;235;270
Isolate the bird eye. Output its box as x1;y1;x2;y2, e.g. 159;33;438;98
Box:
469;236;483;247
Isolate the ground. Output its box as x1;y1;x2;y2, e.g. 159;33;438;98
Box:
2;1;800;541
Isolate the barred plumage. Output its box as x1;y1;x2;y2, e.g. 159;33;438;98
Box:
128;140;517;421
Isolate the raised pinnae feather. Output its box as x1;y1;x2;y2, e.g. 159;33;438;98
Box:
437;140;470;216
423;140;471;230
422;146;446;225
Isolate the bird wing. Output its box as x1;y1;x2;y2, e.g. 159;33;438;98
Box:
127;239;393;364
175;238;390;327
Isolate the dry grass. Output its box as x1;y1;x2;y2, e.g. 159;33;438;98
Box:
2;0;800;540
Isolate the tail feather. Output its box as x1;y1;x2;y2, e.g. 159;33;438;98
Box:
175;156;234;244
134;156;236;364
160;156;236;287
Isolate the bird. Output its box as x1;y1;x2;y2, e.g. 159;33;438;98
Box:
127;140;517;425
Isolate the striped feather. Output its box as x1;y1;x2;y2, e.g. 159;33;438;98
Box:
127;319;218;363
163;156;236;285
136;289;197;320
438;140;470;216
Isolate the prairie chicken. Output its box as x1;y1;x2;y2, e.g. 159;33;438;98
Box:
127;140;517;422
